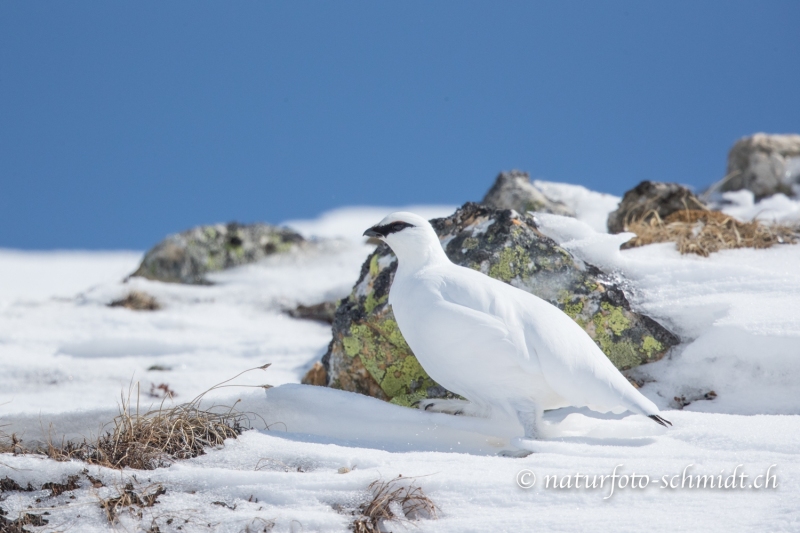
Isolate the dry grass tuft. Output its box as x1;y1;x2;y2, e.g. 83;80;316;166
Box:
109;291;161;311
352;475;437;533
623;209;798;256
3;364;272;470
99;482;166;522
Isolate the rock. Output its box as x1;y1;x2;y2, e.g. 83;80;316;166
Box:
287;301;339;324
108;291;161;311
318;202;679;406
715;133;800;199
482;170;575;216
607;181;706;234
131;222;306;284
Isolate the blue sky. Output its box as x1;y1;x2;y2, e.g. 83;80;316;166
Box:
1;2;798;249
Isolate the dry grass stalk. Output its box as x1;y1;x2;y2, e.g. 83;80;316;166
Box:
623;209;798;257
99;482;166;522
2;364;272;470
352;475;437;533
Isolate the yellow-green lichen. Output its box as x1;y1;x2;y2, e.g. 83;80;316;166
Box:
592;302;640;369
596;332;642;370
461;237;479;250
380;355;430;398
368;254;381;278
599;302;631;336
641;335;663;359
488;245;533;282
364;292;387;314
205;253;224;271
342;314;421;401
524;201;545;213
563;299;584;319
342;333;362;358
269;239;296;254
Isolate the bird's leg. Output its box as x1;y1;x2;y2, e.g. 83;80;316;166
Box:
516;408;544;439
499;409;544;457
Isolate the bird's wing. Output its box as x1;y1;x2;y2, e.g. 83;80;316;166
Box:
437;264;659;416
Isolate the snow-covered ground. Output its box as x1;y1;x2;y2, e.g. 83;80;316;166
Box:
1;189;799;532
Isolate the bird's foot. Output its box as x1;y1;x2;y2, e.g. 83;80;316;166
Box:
497;448;534;458
510;437;544;454
416;398;484;416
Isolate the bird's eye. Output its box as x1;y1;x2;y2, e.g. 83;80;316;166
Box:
392;222;405;230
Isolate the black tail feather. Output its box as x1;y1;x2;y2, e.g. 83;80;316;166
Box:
649;414;673;427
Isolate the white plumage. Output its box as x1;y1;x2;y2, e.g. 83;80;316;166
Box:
363;211;670;443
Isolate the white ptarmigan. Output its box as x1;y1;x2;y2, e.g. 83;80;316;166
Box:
363;211;671;443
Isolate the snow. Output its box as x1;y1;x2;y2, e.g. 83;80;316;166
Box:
533;179;621;233
534;210;800;416
2;192;800;532
718;190;800;225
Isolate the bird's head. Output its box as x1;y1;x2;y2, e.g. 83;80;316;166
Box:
363;212;447;266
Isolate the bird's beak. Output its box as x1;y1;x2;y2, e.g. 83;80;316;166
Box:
363;226;382;238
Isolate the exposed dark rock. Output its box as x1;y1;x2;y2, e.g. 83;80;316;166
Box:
318;202;679;406
713;133;800;199
287;301;339;324
607;181;706;234
482;170;575;216
130;222;306;284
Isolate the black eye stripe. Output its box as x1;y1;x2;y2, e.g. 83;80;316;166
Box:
375;221;414;236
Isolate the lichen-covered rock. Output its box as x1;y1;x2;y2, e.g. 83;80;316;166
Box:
131;222;306;284
716;133;800;199
318;202;679;406
607;181;706;234
482;170;575;216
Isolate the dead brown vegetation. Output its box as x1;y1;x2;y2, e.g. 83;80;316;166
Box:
0;477;33;493
351;475;437;533
42;474;81;497
623;209;798;256
99;482;166;522
0;510;49;532
0;365;272;471
147;383;177;399
109;291;161;311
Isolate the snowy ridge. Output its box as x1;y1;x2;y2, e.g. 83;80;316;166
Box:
1;191;800;531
